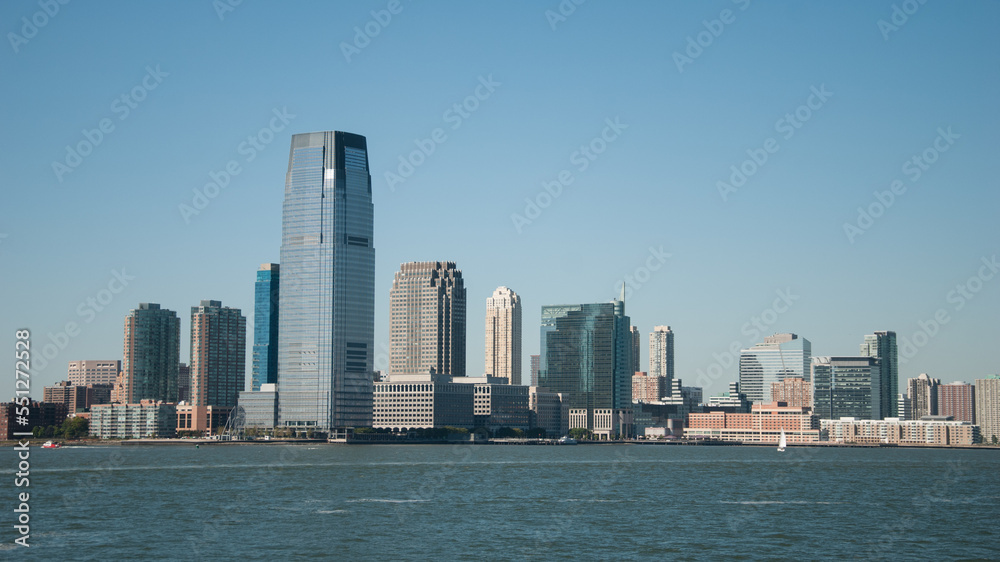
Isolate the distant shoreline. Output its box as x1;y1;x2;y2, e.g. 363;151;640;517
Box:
4;438;998;451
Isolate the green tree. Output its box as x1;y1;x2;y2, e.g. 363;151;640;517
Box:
31;426;43;438
568;428;592;440
60;417;89;440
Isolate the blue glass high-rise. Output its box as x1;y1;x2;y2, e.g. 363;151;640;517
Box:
251;263;279;392
277;132;374;431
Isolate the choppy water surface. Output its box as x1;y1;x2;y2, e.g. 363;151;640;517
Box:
3;444;998;560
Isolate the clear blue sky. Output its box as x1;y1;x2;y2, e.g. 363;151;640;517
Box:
2;0;998;398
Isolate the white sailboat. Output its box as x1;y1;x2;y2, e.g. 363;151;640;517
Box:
777;429;786;452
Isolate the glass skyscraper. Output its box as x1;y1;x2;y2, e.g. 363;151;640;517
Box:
276;131;374;431
251;263;280;392
122;303;180;403
739;333;811;404
812;356;882;420
539;298;632;429
860;331;897;418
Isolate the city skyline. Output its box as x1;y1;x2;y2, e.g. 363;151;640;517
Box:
3;2;998;400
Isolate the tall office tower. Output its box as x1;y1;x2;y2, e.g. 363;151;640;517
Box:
739;333;811;404
860;331;898;418
811;356;882;420
649;326;675;383
389;261;466;377
190;300;246;408
630;326;640;377
539;296;631;429
277;131;375;431
485;286;521;385
122;303;180;403
906;373;940;420
177;363;190;402
67;360;121;386
937;381;975;423
975;375;1000;443
529;355;540;387
897;393;911;421
252;263;280;392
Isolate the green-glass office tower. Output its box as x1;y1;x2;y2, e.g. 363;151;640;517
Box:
538;295;632;429
860;331;898;418
276;131;374;432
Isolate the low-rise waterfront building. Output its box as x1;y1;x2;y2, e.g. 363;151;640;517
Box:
0;401;70;439
43;381;113;413
821;416;980;445
373;373;475;430
685;402;820;443
90;400;177;439
237;383;278;430
528;386;569;438
175;404;233;435
468;376;529;431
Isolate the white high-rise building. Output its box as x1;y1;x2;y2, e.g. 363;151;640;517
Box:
975;375;1000;443
484;286;521;385
649;326;674;383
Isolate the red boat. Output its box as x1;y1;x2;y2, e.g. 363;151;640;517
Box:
42;441;61;449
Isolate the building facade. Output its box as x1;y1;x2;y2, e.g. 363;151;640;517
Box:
649;326;674;383
43;381;112;413
238;384;279;430
252;263;280;392
528;386;569;438
484;286;521;385
812;356;881;420
685;402;820;443
907;373;940;420
529;355;540;387
632;372;663;403
372;373;475;430
539;298;632;430
0;401;69;439
630;326;640;377
937;382;975;423
389;261;466;377
771;376;812;409
90;401;177;439
122;303;180;403
821;417;980;445
67;360;120;386
277;131;375;432
975;375;1000;443
190;300;246;409
739;333;811;404
469;376;529;430
860;331;898;417
705;382;751;413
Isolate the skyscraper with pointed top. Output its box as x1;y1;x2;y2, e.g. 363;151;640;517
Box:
485;286;521;385
276;131;374;432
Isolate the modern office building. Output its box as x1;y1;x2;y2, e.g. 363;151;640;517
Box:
937;382;975;423
771;376;812;409
177;363;190;403
821;417;980;446
190;300;246;409
897;393;911;422
539;296;632;430
739;333;811;404
484;286;521;385
528;386;569;437
649;326;674;383
276;131;375;432
860;331;898;418
975;375;1000;443
43;381;112;413
685;402;820;443
175;404;232;436
630;326;640;377
812;357;881;420
390;261;466;378
238;383;279;430
907;373;940;420
468;376;529;430
252;263;280;392
372;373;475;430
705;382;751;413
90;400;177;439
67;360;121;386
122;303;181;403
529;355;540;387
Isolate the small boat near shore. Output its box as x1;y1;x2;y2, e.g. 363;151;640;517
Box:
42;441;61;449
557;436;578;445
